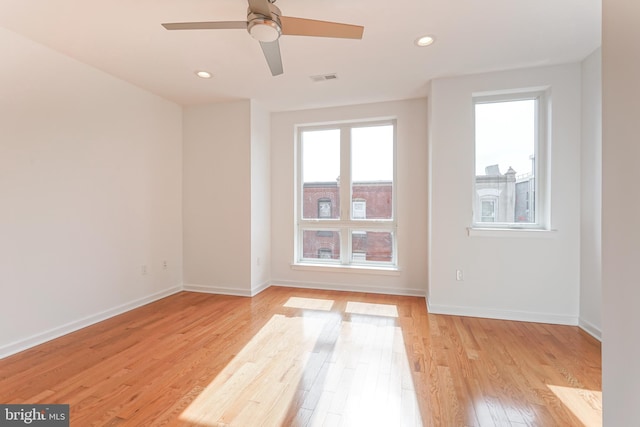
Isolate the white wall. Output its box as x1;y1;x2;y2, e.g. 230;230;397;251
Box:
271;99;429;296
580;48;602;339
428;64;582;324
602;1;640;424
250;101;271;294
182;101;252;295
0;27;183;357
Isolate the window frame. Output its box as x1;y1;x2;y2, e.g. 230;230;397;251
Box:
471;90;549;230
295;119;398;268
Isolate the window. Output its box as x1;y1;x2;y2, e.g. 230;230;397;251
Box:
352;199;366;219
318;248;333;259
318;199;332;218
297;121;396;267
481;199;496;222
473;91;547;229
352;252;367;262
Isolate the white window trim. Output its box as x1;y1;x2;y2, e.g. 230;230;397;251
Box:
290;262;402;276
467;227;557;238
471;89;550;231
295;120;398;269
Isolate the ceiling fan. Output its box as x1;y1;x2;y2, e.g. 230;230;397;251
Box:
162;0;364;76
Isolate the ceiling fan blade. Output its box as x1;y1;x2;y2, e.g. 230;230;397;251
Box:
260;40;283;76
248;0;273;17
280;16;364;39
162;21;247;30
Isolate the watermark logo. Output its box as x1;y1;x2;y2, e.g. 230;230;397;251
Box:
0;405;69;426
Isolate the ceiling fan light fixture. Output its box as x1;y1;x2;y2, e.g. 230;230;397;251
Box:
415;35;436;47
248;18;281;42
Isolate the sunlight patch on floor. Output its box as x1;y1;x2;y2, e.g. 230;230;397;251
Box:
180;314;325;426
284;296;335;311
305;322;421;426
345;301;399;317
547;384;602;427
180;307;422;426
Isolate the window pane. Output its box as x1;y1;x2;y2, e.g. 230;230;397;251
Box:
481;200;496;222
351;231;393;263
351;125;393;220
475;99;536;224
302;129;340;219
302;230;340;261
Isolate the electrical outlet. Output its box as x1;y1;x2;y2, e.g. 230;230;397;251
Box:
162;260;168;270
141;265;148;275
456;269;463;281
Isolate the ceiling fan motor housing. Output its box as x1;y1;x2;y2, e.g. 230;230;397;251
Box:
247;4;282;42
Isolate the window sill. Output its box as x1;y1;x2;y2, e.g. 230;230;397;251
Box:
467;227;557;238
291;263;401;276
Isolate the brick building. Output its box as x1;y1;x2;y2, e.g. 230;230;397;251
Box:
302;181;392;262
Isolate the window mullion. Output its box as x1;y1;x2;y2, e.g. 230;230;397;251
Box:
340;126;351;264
340;126;351;221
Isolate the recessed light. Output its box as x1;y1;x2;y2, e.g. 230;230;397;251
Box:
415;35;436;47
195;70;212;79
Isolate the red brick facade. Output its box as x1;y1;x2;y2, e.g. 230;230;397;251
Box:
301;182;393;262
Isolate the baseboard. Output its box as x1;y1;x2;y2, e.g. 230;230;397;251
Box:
250;281;271;296
183;283;254;297
0;285;183;359
271;280;427;297
426;300;579;326
578;317;602;341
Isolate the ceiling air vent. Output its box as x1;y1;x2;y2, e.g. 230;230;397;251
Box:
310;73;338;82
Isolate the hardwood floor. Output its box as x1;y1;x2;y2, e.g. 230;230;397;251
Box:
0;287;601;426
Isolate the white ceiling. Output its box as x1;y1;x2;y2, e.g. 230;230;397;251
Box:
0;0;601;111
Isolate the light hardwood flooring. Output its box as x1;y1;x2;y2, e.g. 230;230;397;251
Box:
0;287;601;426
